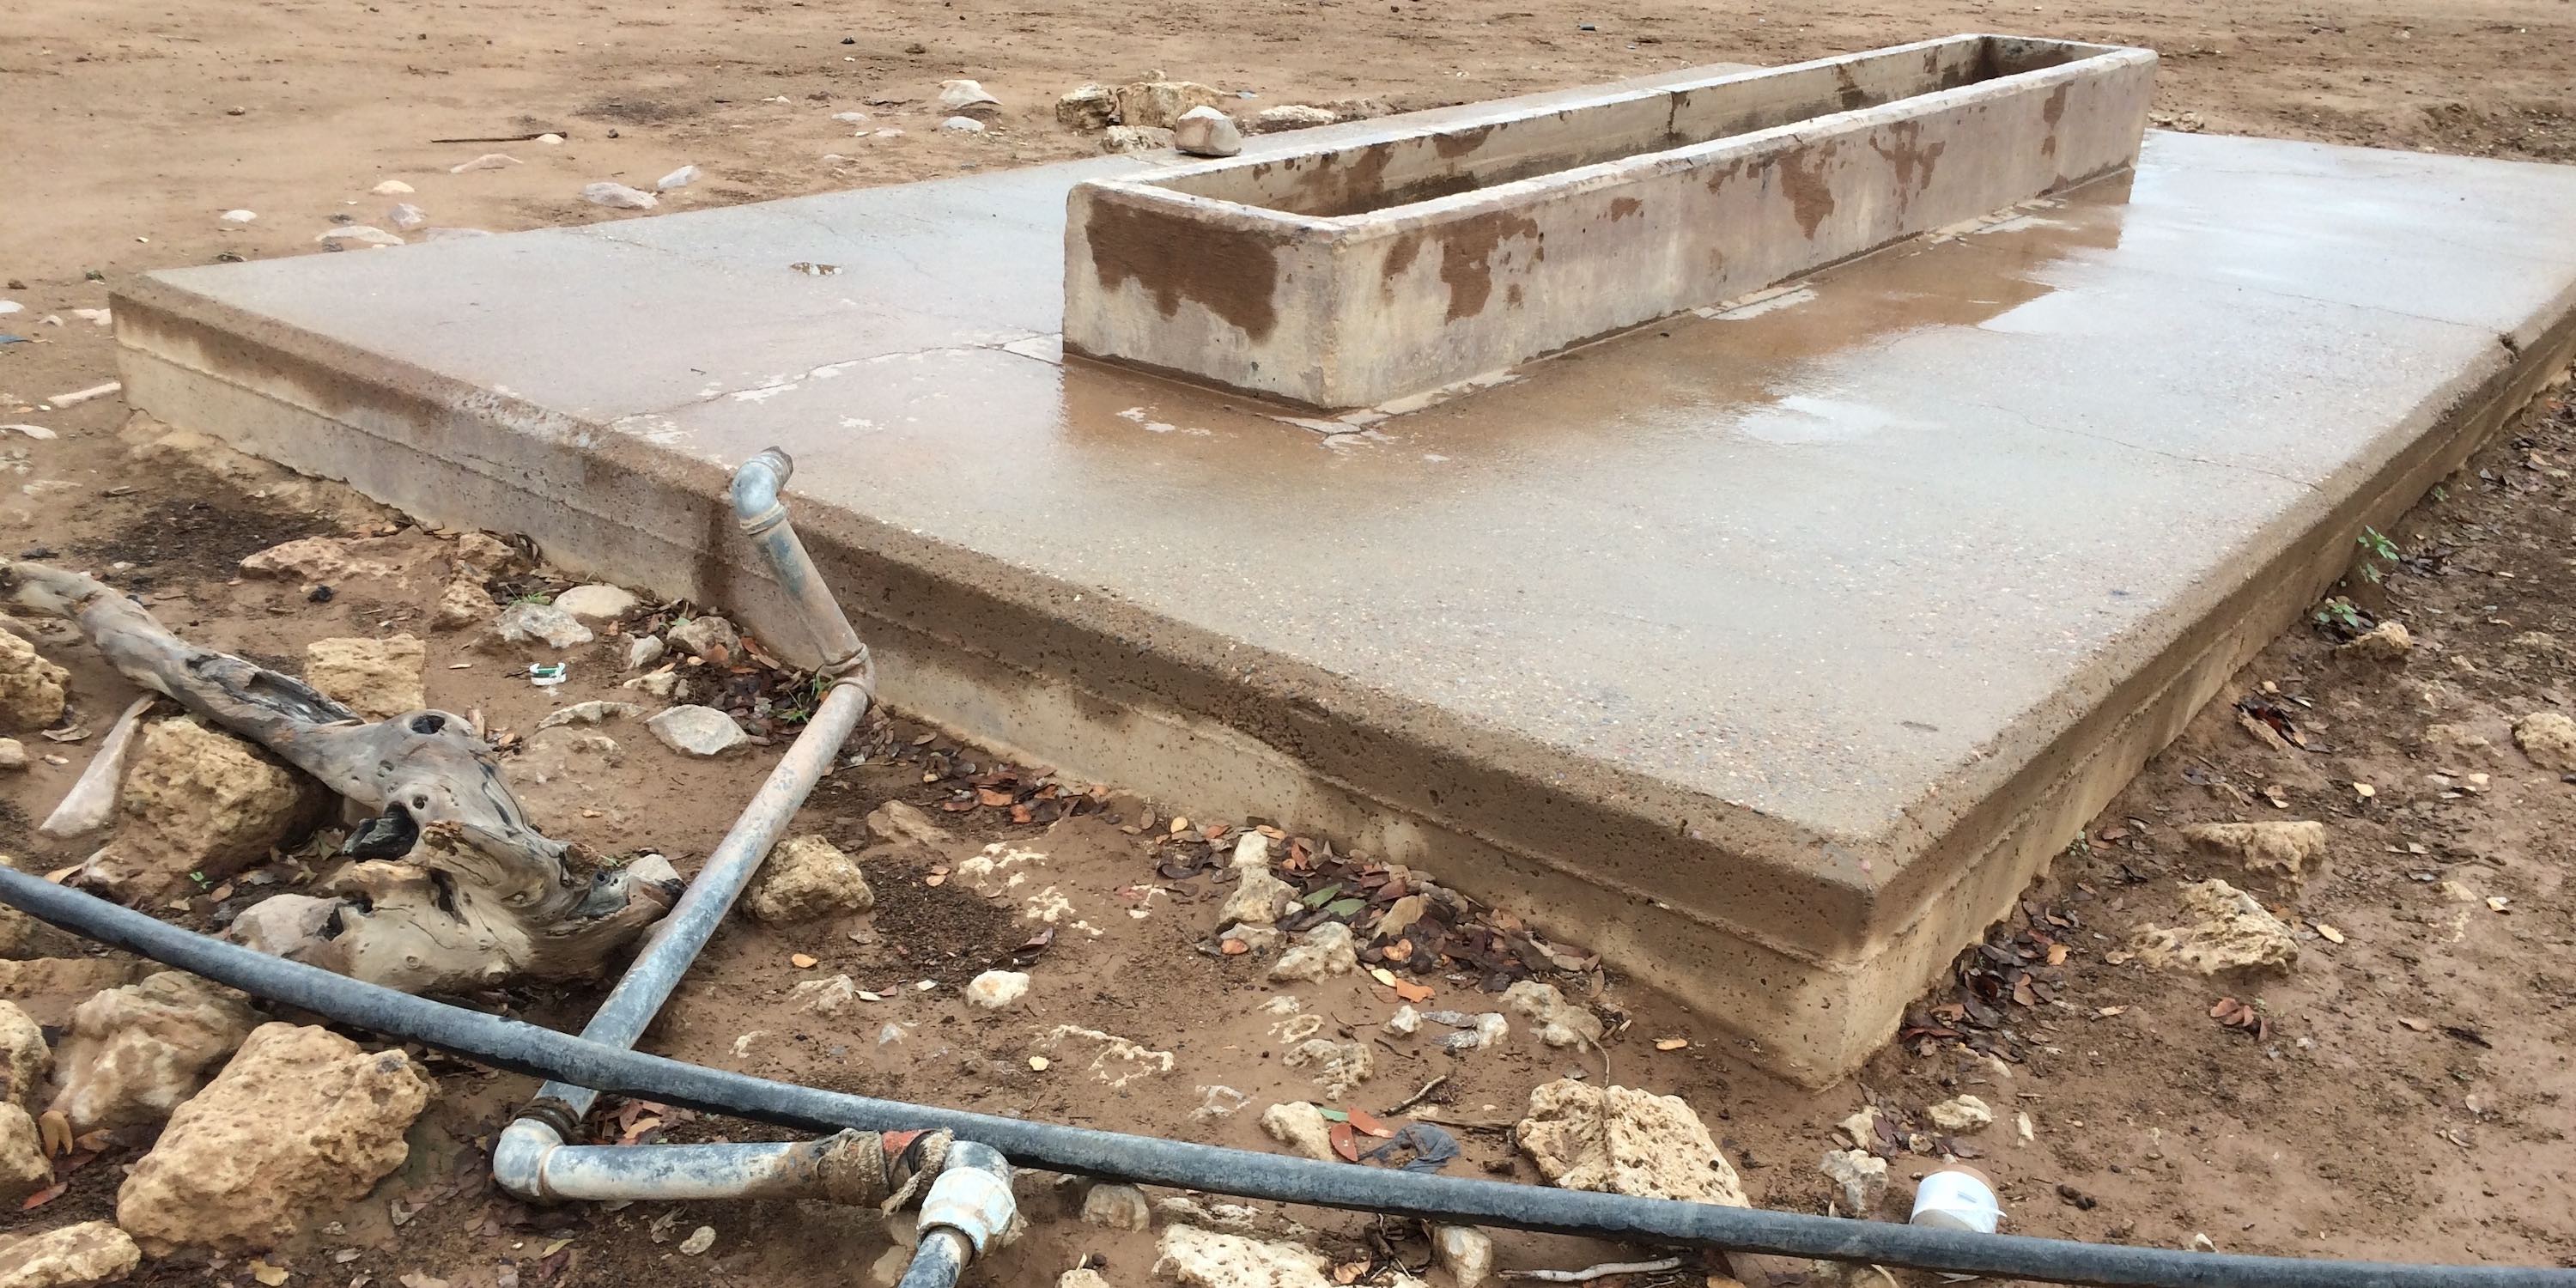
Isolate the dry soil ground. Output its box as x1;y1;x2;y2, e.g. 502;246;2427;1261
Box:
3;0;2576;1285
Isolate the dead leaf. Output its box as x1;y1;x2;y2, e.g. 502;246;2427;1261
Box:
2093;1006;2128;1018
790;953;818;969
1328;1122;1360;1162
1332;1263;1369;1285
36;1109;70;1157
1655;1037;1689;1051
1345;1108;1395;1139
2313;922;2347;944
976;788;1012;807
1368;966;1400;988
1219;939;1249;956
2397;1017;2430;1032
250;1259;290;1286
17;1181;65;1211
1389;978;1434;1004
2353;781;2376;799
2044;943;2069;967
38;726;88;744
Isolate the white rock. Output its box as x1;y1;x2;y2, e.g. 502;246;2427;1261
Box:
667;614;741;659
1173;106;1243;157
0;1002;41;1113
1193;1084;1249;1121
1061;1271;1112;1288
1218;922;1279;953
648;705;750;757
219;209;258;224
386;203;428;232
1113;80;1222;131
1101;125;1173;154
789;974;858;1014
2130;879;2299;975
939;78;1002;112
0;738;27;771
304;635;426;719
1080;1182;1151;1230
494;601;595;649
450;152;521;173
48;971;258;1133
369;179;415;195
1516;1079;1748;1206
744;835;872;921
625;635;667;671
0;1220;142;1285
1820;1148;1889;1214
537;132;565;145
1503;980;1603;1048
0;301;19;315
2513;710;2576;772
1270;922;1357;981
1054;84;1115;131
966;969;1031;1011
679;1225;716;1256
1434;1227;1495;1288
2180;821;2328;887
623;667;683;700
1157;1226;1415;1288
1386;1004;1421;1036
1229;832;1271;870
832;111;871;124
1928;1095;1994;1133
939;116;987;134
657;164;702;191
552;583;641;620
0;1103;48;1204
580;181;659;210
1260;1100;1334;1160
533;700;641;731
1218;867;1294;927
866;799;951;847
1250;104;1338;133
316;225;404;247
1279;1037;1372;1100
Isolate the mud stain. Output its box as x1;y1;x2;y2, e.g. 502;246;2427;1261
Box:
1867;120;1947;210
1772;143;1838;240
1084;197;1283;341
1435;210;1544;322
1607;196;1644;222
2040;83;2070;159
1432;124;1498;160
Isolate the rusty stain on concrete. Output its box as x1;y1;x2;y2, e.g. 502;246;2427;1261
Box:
1608;195;1646;222
1774;141;1841;239
1432;124;1499;160
1084;197;1284;342
1437;210;1546;322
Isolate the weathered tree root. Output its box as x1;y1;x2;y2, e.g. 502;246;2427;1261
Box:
3;560;681;992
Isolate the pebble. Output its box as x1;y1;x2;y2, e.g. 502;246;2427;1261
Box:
386;203;428;232
370;179;415;195
0;738;25;771
1101;125;1173;154
1386;1004;1421;1035
832;111;871;124
1928;1095;1994;1133
537;132;565;145
551;583;640;620
533;701;641;731
1173;106;1243;157
939;116;987;134
625;635;667;671
1079;1182;1152;1231
647;705;750;757
1434;1227;1495;1288
219;210;258;224
667;614;741;659
494;601;595;648
580;181;659;210
315;225;404;247
1269;922;1357;981
450;153;521;173
1820;1148;1888;1214
1250;104;1338;133
657;164;702;191
939;78;1001;112
965;969;1030;1011
679;1225;716;1256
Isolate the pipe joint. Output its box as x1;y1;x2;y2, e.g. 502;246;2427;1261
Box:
917;1141;1015;1259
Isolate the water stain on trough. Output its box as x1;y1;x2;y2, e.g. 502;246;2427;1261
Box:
1085;197;1283;342
1868;120;1947;213
1773;143;1839;239
1437;210;1545;321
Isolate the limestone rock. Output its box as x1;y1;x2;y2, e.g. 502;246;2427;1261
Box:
0;960;146;1027
116;1023;433;1254
0;738;25;770
433;573;499;630
2512;711;2576;772
1249;105;1338;133
1157;1225;1421;1288
2180;821;2328;887
1060;1271;1113;1288
742;835;873;922
1101;125;1173;154
648;704;750;756
966;969;1030;1011
2420;722;2494;760
580;181;658;210
624;635;666;671
88;717;325;899
1218;867;1294;927
1218;922;1280;954
1269;922;1357;982
667;615;742;660
451;532;525;575
551;584;640;620
1820;1148;1887;1214
1173;106;1243;157
0;1002;47;1112
318;225;404;247
1502;980;1603;1048
0;633;69;730
1515;1079;1747;1206
1056;84;1115;131
241;535;409;584
534;700;641;731
494;601;594;649
623;666;684;700
1080;1182;1151;1231
1258;1101;1336;1161
2336;621;2412;661
1115;80;1223;131
1279;1037;1372;1101
0;1221;142;1288
0;1104;49;1204
49;971;259;1133
1927;1094;1992;1133
866;799;950;847
1433;1226;1494;1288
939;117;987;134
2130;879;2298;976
939;78;1002;114
302;635;425;719
789;974;858;1014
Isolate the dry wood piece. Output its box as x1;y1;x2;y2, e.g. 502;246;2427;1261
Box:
2;561;679;992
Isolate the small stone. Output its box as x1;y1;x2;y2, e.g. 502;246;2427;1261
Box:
1258;1100;1337;1160
537;132;565;145
966;969;1031;1011
0;740;25;771
624;635;667;671
0;1104;47;1203
1838;1105;1882;1148
0;1221;143;1287
789;974;857;1014
433;574;499;630
533;700;641;731
1080;1182;1151;1230
316;225;404;247
1516;1079;1747;1206
303;635;426;719
1218;866;1294;927
386;203;429;232
0;632;70;730
1927;1094;1993;1133
1820;1148;1889;1214
1230;832;1271;871
1503;980;1603;1048
1279;1037;1372;1101
1439;1013;1509;1053
678;1225;716;1256
666;614;741;659
656;165;702;191
1114;79;1222;130
1172;106;1242;157
1060;1271;1112;1288
580;181;659;210
1192;1084;1249;1121
47;972;258;1133
114;1024;434;1254
623;667;683;700
939;116;987;134
0;1001;46;1111
647;704;750;756
1055;84;1115;131
2130;879;2299;976
450;153;521;173
1249;104;1338;133
2179;820;2328;887
241;535;402;583
2336;621;2411;661
1100;125;1172;154
1158;1226;1403;1288
866;799;950;847
369;179;415;195
832;111;871;124
494;601;595;649
743;835;873;921
939;78;1001;114
1269;922;1357;981
1386;1004;1422;1036
2512;711;2576;772
551;584;640;620
1433;1227;1495;1288
220;209;258;224
86;718;325;900
1218;922;1279;954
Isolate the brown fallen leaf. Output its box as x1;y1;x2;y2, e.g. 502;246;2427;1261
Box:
1328;1121;1360;1162
250;1258;290;1286
789;953;818;969
1389;978;1434;1004
1655;1037;1689;1051
1219;939;1249;956
35;1109;70;1157
1345;1108;1395;1139
2044;943;2069;967
2313;922;2347;945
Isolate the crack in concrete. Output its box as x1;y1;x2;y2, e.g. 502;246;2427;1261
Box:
1959;398;2324;494
636;333;1059;418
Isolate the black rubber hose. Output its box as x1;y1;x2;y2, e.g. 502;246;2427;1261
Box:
4;867;2565;1288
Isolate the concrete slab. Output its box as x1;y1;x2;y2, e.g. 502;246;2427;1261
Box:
112;118;2576;1084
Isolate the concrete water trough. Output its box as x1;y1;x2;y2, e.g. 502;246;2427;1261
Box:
1064;34;2156;408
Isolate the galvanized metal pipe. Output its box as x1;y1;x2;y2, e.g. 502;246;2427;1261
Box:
492;1127;873;1203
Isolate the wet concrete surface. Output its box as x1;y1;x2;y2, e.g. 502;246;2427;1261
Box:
112;124;2576;1079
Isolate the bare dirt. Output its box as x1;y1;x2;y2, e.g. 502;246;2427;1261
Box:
4;0;2576;1285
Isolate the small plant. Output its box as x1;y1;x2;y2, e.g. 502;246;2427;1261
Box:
2313;595;2370;638
513;592;553;605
